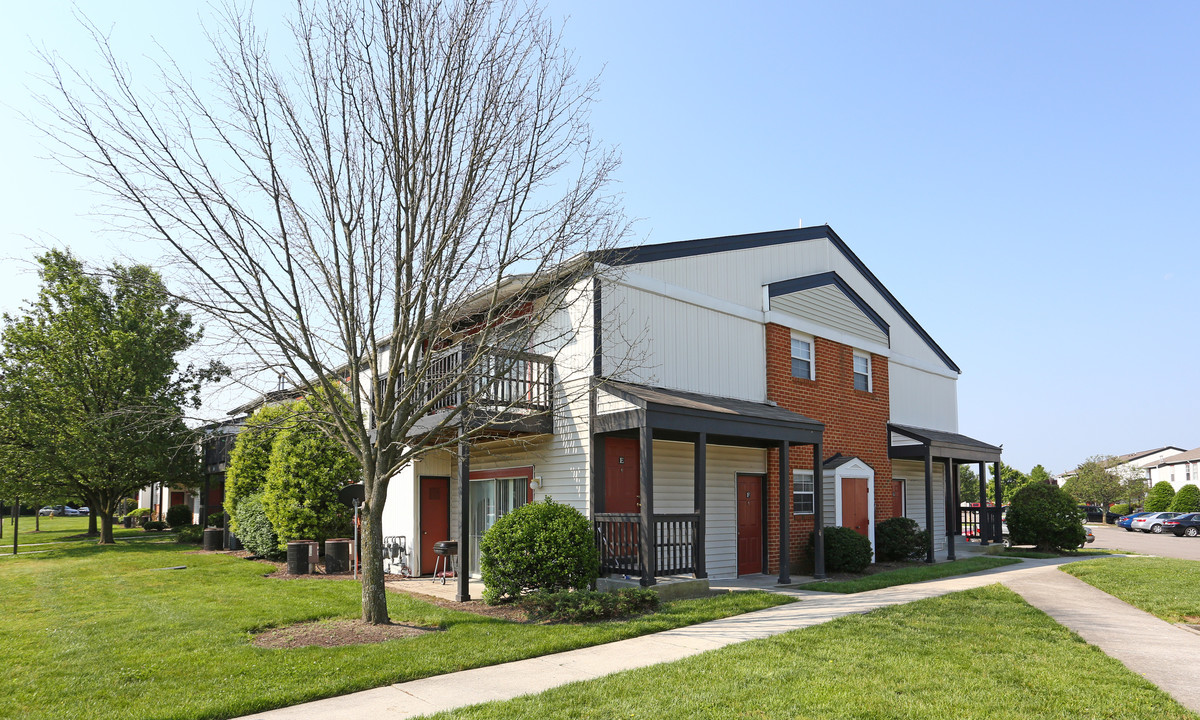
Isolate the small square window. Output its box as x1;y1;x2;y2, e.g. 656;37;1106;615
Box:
793;470;814;514
853;353;871;392
791;335;813;380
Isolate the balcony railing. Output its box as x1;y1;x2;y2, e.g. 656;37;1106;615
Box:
594;512;700;578
420;344;554;415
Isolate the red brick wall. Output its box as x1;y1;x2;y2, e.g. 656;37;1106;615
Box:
764;324;893;572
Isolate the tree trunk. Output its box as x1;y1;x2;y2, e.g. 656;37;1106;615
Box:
98;495;116;545
86;491;99;536
359;489;389;624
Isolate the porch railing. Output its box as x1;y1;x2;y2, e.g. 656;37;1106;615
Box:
594;512;700;578
421;344;553;414
959;506;1002;543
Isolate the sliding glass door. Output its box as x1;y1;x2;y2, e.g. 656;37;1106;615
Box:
468;476;529;576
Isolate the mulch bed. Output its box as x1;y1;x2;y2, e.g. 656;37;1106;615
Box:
385;582;530;622
252;619;436;649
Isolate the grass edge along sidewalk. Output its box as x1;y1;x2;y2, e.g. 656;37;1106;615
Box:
1062;556;1200;624
0;541;791;720
427;584;1199;720
792;556;1020;593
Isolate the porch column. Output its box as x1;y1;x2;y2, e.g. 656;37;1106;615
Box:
456;438;471;602
778;441;790;584
200;476;210;528
591;433;604;517
993;460;1003;543
944;459;956;561
638;423;656;586
693;432;707;579
977;462;988;547
952;462;962;534
812;443;826;579
924;449;934;564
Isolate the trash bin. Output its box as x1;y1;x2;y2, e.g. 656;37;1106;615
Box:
202;527;223;551
287;540;316;575
325;538;351;574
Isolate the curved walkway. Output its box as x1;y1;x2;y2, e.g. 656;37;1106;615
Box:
236;556;1200;719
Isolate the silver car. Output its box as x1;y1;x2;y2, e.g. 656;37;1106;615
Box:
1131;512;1179;534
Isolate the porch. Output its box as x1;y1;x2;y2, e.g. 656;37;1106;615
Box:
888;423;1004;563
591;381;827;586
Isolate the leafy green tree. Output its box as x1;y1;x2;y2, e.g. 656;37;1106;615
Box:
991;462;1031;502
1168;484;1200;513
0;251;220;543
1007;483;1086;552
225;403;293;526
1116;462;1150;509
1029;465;1052;485
958;465;980;503
1145;481;1176;512
262;399;358;548
1062;456;1121;507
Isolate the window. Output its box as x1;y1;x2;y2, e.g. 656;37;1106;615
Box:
853;352;871;391
791;334;813;380
793;470;814;514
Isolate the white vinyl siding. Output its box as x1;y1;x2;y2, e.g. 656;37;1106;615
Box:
889;362;959;433
892;459;946;551
649;440;766;580
771;284;888;348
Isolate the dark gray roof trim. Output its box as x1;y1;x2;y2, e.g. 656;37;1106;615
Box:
822;453;871;471
767;271;890;339
598;226;960;374
889;423;1002;463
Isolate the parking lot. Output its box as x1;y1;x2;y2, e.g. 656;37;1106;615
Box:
1088;521;1200;561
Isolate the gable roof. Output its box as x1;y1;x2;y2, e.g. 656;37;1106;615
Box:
1155;447;1200;467
767;271;890;343
600;226;960;374
1112;446;1187;465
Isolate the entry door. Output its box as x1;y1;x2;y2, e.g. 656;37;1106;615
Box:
604;437;640;513
737;475;763;575
842;477;870;537
419;477;450;574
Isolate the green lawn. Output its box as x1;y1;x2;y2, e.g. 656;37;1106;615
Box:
432;585;1198;720
0;540;790;720
1062;556;1200;623
1;515;148;545
995;548;1122;559
794;556;1020;593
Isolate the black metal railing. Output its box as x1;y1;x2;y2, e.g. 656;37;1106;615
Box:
654;513;698;576
595;513;640;576
421;344;553;414
594;512;700;578
959;506;1002;543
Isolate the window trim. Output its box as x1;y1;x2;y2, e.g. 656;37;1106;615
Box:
853;351;872;392
792;469;815;515
791;333;814;381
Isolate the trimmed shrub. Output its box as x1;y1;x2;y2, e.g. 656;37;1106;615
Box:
226;403;293;526
1108;503;1131;517
233;493;280;558
1007;482;1085;552
874;517;929;561
1168;484;1200;513
480;498;599;605
809;526;873;573
519;588;659;623
175;524;203;544
125;507;152;527
1145;481;1176;512
205;510;226;528
143;520;168;531
166;503;193;528
262;399;358;549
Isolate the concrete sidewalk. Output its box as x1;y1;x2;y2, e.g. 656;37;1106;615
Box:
237;557;1086;720
1002;566;1200;713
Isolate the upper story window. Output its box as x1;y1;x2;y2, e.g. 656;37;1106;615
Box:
853;352;872;392
791;334;813;380
793;470;815;514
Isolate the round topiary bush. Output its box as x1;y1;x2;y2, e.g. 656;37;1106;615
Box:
166;503;193;528
874;517;929;561
480;498;599;605
1007;482;1086;552
1145;481;1176;512
174;524;203;544
809;526;873;573
232;493;280;557
1108;503;1131;517
1169;484;1200;513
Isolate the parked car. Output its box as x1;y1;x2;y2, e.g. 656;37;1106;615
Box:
1117;512;1152;531
1079;505;1105;523
1164;514;1200;537
77;506;90;516
62;506;81;517
1131;512;1180;534
37;506;55;516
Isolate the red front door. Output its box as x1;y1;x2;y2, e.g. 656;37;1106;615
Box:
737;475;763;575
843;477;870;537
419;477;450;574
604;437;640;513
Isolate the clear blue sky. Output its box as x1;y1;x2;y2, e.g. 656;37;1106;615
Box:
2;1;1198;474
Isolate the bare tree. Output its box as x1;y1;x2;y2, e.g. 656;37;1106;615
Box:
38;0;627;623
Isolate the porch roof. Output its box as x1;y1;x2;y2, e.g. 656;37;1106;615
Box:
888;423;1002;463
595;381;824;446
